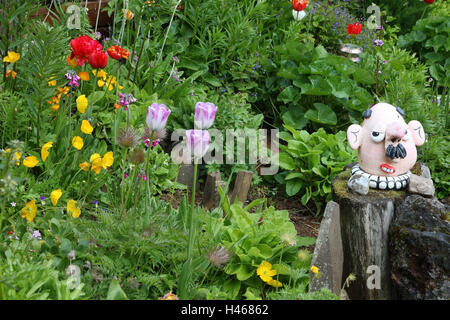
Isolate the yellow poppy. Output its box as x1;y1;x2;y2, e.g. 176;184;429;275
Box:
51;104;60;112
67;54;77;67
48;80;57;86
23;155;39;168
50;189;62;206
21;200;37;222
14;151;21;166
81;120;93;134
93;69;107;80
67;199;81;218
90;153;103;174
256;261;277;283
79;161;91;171
102;151;114;169
41;141;53;162
310;265;319;274
78;71;90;81
3;51;20;63
57;86;69;96
268;279;283;288
72;136;84;150
76;95;88;114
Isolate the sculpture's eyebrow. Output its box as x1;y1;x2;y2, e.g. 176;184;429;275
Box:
396;107;405;117
362;109;372;119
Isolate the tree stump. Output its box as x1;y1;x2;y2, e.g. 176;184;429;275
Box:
229;170;253;204
201;171;226;211
332;169;406;299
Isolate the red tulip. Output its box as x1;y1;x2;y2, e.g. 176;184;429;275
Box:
107;45;130;60
347;22;363;35
291;0;308;11
424;0;434;3
70;35;103;66
88;50;108;69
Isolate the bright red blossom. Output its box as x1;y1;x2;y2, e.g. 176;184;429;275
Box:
424;0;434;3
70;35;103;66
107;46;130;60
291;0;308;11
347;22;363;35
88;50;108;69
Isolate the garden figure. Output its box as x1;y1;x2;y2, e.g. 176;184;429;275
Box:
346;103;425;190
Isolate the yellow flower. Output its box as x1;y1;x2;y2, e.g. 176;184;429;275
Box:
51;104;60;112
257;261;277;283
67;54;77;67
57;86;69;96
310;265;319;274
41;141;53;162
90;153;103;174
93;69;107;80
78;71;90;81
13;151;21;166
102;151;114;169
50;189;62;206
6;70;17;79
21;200;37;222
76;95;88;114
123;9;134;20
79;161;91;171
3;51;20;63
268;278;283;288
67;199;81;218
23;155;39;168
48;80;57;86
72;136;84;150
81;120;93;134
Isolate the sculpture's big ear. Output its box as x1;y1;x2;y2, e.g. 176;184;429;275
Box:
347;124;363;150
408;120;425;146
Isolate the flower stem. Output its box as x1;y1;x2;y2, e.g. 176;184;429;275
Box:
120;148;129;220
187;162;198;260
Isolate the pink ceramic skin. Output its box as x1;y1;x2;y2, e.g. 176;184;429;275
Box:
347;103;425;176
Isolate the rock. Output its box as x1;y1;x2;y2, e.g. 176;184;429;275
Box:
309;201;343;296
389;195;450;300
420;163;431;179
347;173;369;195
408;174;435;198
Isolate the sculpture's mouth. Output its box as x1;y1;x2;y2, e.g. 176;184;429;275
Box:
380;163;395;174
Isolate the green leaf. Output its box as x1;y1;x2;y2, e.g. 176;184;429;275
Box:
281;110;308;130
106;279;128;300
304;103;337;125
235;264;254;281
286;179;302;196
87;91;105;106
297;236;316;247
277;86;299;104
279;153;296;170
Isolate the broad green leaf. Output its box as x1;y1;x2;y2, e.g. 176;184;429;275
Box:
106;279;128;300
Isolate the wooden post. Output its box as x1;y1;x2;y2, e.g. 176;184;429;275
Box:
332;169;406;299
202;171;224;211
229;170;253;204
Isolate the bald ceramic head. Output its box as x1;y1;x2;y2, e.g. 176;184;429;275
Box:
347;103;425;176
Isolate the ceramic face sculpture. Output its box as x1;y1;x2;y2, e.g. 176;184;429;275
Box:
347;103;425;190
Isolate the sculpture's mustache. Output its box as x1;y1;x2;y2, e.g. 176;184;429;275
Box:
386;143;407;160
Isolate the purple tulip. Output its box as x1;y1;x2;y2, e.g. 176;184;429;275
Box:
194;102;218;129
146;103;171;132
186;130;211;159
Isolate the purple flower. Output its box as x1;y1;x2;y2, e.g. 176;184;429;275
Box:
382;60;387;64
118;93;137;109
194;102;218;129
374;39;383;46
93;200;98;207
186;130;211;159
32;230;41;239
11;202;16;207
65;70;80;87
146;103;171;131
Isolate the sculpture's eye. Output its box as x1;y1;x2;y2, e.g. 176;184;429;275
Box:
371;130;385;142
403;128;411;141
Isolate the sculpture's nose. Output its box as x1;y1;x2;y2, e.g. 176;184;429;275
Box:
385;121;406;143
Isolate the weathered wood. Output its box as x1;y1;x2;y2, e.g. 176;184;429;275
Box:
309;201;343;296
202;171;223;211
229;170;253;204
176;164;199;190
332;169;406;300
